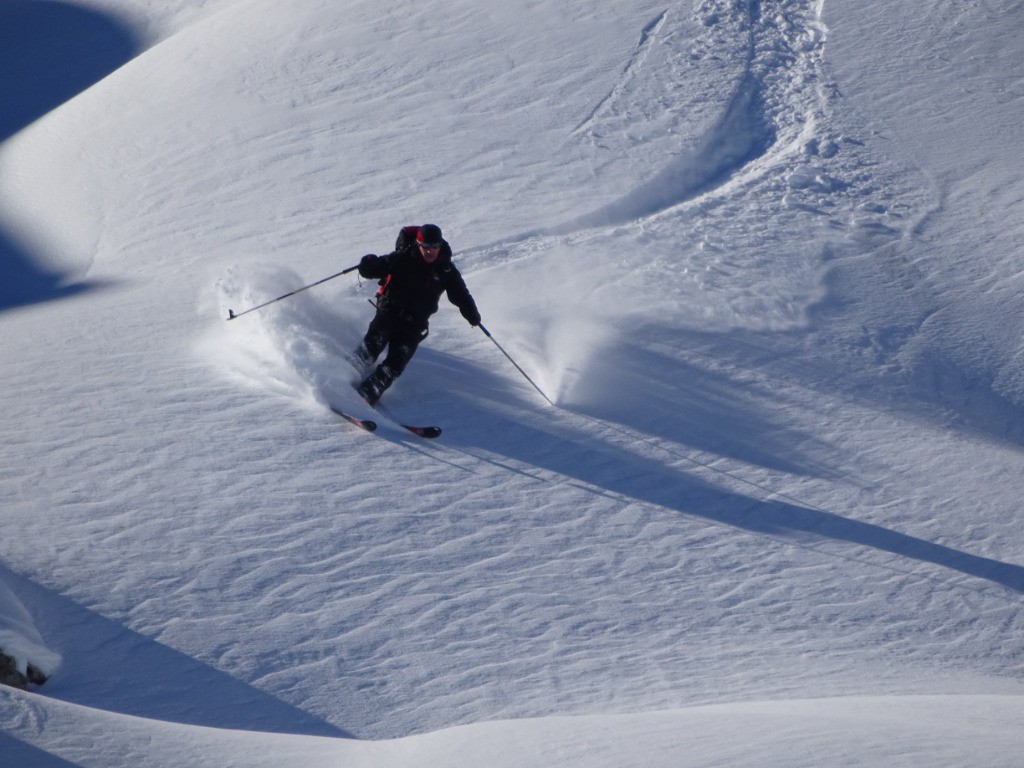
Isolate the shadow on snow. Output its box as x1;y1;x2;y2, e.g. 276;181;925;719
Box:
415;344;1024;596
0;732;80;768
0;563;350;738
0;1;141;313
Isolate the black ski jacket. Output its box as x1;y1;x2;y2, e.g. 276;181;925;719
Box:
358;240;480;331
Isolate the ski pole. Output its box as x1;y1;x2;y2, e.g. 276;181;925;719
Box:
226;265;359;320
478;323;554;405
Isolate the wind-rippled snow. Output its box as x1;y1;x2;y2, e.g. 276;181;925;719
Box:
2;0;1023;765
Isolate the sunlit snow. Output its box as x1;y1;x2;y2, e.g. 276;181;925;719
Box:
2;0;1023;766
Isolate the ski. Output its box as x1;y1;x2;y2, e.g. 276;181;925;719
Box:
330;406;377;433
352;383;442;438
372;405;442;438
369;399;442;439
397;423;442;439
330;405;441;439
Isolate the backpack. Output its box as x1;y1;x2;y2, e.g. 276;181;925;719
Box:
376;226;422;298
395;225;421;255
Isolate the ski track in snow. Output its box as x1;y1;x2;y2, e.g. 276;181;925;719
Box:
570;9;670;136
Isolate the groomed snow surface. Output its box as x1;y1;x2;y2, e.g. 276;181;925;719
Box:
2;0;1024;765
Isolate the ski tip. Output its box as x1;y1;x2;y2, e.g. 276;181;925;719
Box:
330;406;378;432
403;425;442;438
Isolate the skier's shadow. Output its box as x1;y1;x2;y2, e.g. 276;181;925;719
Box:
0;1;141;313
418;347;1024;595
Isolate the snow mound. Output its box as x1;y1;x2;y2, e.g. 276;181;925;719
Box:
3;688;1023;768
0;571;61;681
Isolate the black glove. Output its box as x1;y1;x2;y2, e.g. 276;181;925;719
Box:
358;254;377;278
464;307;481;327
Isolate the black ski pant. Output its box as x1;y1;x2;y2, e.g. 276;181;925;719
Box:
359;310;427;393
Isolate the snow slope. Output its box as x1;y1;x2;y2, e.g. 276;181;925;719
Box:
2;0;1023;765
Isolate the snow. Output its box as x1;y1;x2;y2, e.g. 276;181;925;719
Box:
1;0;1023;765
0;574;61;679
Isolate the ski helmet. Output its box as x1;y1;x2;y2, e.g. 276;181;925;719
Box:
417;224;443;246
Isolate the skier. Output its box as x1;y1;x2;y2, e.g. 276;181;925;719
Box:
352;223;481;405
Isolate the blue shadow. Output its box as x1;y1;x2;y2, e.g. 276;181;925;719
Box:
1;564;350;738
0;732;81;768
0;1;140;139
417;346;1024;595
0;0;141;313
